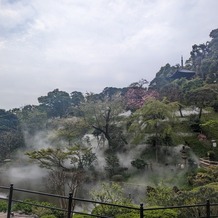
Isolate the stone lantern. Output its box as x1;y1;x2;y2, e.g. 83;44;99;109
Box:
212;139;217;148
180;146;188;167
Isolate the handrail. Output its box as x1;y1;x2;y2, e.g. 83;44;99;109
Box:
0;184;218;218
199;158;218;165
0;185;140;211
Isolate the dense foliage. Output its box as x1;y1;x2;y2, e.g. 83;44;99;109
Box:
0;109;24;161
1;28;218;217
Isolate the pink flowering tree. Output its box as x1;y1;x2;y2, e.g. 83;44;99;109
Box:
125;87;159;111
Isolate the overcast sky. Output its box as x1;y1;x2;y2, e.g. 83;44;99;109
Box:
0;0;218;110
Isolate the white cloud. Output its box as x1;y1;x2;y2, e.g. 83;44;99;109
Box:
0;0;218;109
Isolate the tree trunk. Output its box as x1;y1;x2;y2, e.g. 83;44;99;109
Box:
155;127;159;163
92;107;112;147
155;142;158;163
179;105;183;118
199;107;203;120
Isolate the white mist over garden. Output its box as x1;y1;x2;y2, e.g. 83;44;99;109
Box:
0;127;191;205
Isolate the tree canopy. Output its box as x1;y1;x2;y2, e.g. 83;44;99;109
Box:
38;89;72;118
0;109;24;160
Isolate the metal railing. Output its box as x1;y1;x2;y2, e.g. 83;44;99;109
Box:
0;184;218;218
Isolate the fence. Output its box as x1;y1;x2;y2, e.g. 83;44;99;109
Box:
0;184;218;218
199;158;218;167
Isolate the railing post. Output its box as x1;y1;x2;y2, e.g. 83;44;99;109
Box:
67;193;73;218
206;199;210;218
140;203;144;218
7;184;14;218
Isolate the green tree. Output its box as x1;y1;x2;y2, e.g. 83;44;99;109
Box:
159;83;185;117
91;182;130;203
149;64;176;91
90;182;132;217
26;145;97;209
186;86;217;119
160;83;183;102
131;158;147;170
146;185;175;207
104;153;122;178
144;184;218;218
81;99;127;150
56;118;89;145
69;91;85;117
128;100;177;162
202;29;218;83
185;28;218;82
0;109;20;131
99;87;128;101
187;167;218;187
0;130;24;160
175;186;218;217
180;78;204;94
70;91;85;107
0;109;24;160
38;89;71;118
13;105;47;135
190;43;209;78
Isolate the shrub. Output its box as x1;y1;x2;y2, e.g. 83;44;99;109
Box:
73;214;92;218
31;201;57;217
143;209;178;218
41;215;57;218
208;150;216;160
183;136;209;158
0;200;7;212
187;166;218;186
12;199;64;218
12;199;33;214
91;204;138;217
115;212;139;218
189;114;201;132
115;209;178;218
131;158;147;169
173;186;218;217
212;100;218;112
146;185;175;207
111;174;125;182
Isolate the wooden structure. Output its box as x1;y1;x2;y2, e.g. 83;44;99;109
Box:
170;56;195;80
170;69;195;80
199;158;218;168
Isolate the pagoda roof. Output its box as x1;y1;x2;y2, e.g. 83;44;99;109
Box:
170;69;195;80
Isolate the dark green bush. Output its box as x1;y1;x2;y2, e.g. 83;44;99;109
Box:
187;167;218;186
12;199;32;214
212;100;218;112
208;150;216;160
73;214;92;218
115;212;139;218
91;204;138;217
183;136;208;158
111;174;125;182
189;114;201;132
41;215;57;218
143;209;178;218
0;200;7;212
12;199;63;218
115;209;178;218
131;158;147;169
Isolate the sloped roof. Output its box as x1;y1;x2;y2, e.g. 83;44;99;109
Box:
170;69;195;80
